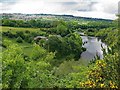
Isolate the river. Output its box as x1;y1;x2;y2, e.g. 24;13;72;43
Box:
79;32;108;62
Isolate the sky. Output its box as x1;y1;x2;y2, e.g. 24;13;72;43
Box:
0;0;120;20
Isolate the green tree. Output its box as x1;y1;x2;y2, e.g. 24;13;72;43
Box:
56;20;69;36
65;32;83;59
2;44;26;88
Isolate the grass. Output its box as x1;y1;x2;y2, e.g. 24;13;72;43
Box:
2;37;33;55
1;26;44;55
1;26;39;31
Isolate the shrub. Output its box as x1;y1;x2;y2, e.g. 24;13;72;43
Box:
2;31;16;38
16;31;25;39
25;30;30;34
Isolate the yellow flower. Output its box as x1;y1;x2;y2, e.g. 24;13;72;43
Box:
100;84;104;88
80;82;84;87
109;81;118;88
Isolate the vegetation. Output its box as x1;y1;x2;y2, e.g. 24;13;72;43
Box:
1;15;119;89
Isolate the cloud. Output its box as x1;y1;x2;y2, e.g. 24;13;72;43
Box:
74;0;119;19
1;0;119;19
0;0;18;11
92;0;118;14
1;0;63;14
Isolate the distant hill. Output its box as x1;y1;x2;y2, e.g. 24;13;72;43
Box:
1;13;113;22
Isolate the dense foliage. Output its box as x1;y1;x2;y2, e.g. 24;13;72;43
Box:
44;32;83;59
2;19;57;28
1;16;119;89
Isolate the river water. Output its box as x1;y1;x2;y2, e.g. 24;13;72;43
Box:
79;33;107;62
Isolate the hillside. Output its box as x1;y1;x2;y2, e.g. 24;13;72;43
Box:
1;14;119;88
1;13;113;21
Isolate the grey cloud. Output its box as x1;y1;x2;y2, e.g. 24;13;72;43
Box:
77;2;97;12
55;1;97;12
103;5;118;14
53;2;79;11
60;2;78;5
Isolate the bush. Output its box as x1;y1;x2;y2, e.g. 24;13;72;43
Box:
25;30;30;34
2;31;16;38
80;52;119;88
24;35;33;43
16;31;25;39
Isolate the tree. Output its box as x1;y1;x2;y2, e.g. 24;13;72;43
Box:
44;35;66;58
2;44;26;88
44;33;83;59
65;32;83;59
56;21;69;36
2;42;56;88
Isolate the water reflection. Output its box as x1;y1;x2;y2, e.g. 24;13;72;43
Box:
80;35;107;62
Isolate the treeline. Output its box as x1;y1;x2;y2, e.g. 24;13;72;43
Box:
78;21;116;29
2;19;58;28
2;19;115;29
2;30;47;44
